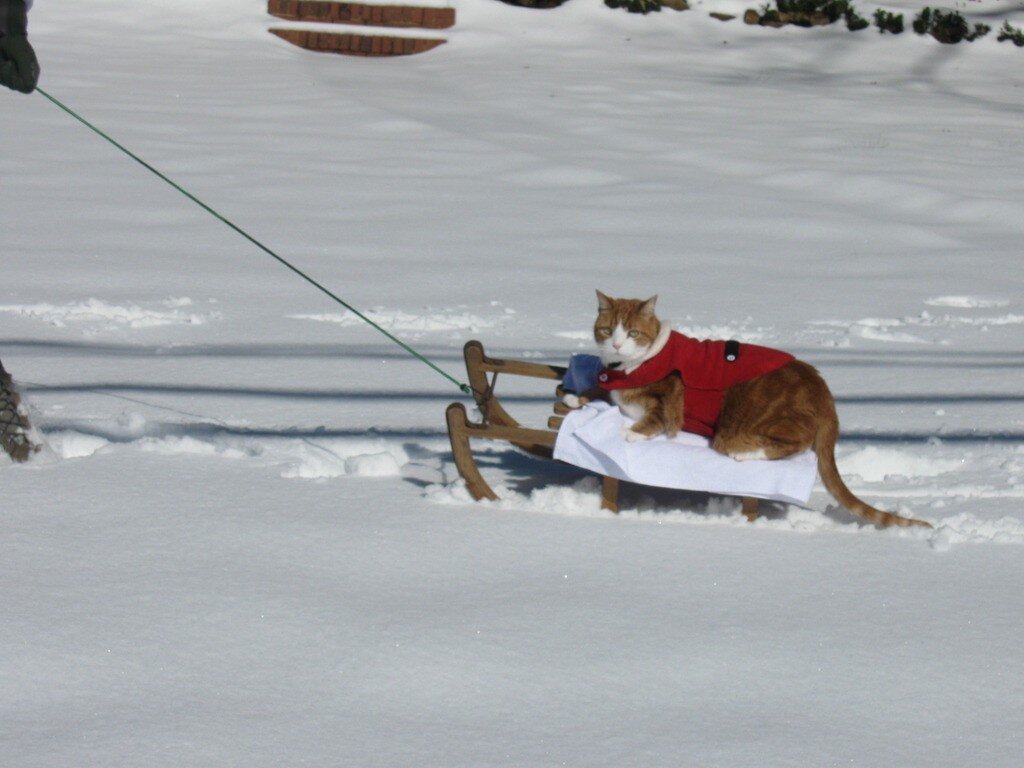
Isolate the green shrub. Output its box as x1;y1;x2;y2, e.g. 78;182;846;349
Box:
757;0;866;28
873;9;904;34
605;0;661;13
756;3;781;24
776;0;847;23
998;21;1024;46
844;6;869;31
913;7;990;43
746;0;1018;47
968;22;991;41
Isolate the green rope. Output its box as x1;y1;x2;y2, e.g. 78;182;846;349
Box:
35;87;472;396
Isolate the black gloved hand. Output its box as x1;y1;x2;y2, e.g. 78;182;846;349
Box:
0;34;40;93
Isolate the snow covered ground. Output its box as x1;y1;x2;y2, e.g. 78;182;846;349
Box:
3;0;1024;765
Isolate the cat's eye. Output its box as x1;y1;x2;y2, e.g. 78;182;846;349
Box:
597;327;612;336
628;330;640;338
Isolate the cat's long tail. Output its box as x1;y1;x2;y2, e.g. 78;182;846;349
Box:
814;418;933;529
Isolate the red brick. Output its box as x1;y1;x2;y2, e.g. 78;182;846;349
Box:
271;17;446;57
269;2;459;31
268;0;299;20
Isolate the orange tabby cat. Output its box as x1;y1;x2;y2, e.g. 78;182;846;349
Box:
567;291;930;529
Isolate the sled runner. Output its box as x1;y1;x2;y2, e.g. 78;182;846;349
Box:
445;340;767;520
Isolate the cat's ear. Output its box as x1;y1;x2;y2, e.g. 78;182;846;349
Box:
639;295;658;317
596;290;613;312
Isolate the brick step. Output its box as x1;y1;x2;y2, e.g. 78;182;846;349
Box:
269;28;445;56
268;0;455;30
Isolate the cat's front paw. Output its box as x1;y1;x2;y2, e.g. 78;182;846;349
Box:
624;428;652;443
562;393;582;409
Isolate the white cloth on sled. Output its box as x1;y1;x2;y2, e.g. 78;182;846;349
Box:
553;401;818;507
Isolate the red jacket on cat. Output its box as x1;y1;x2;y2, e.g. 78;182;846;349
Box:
596;331;794;438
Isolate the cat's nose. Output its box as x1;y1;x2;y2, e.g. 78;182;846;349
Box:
612;342;622;350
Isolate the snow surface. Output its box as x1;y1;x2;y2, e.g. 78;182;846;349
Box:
3;0;1024;765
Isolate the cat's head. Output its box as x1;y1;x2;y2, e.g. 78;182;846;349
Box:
594;291;662;368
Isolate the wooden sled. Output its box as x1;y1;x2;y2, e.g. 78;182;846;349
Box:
445;340;761;521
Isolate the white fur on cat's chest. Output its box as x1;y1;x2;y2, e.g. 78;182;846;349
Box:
611;391;647;422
